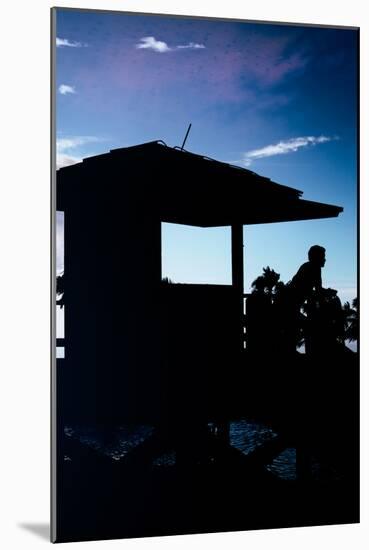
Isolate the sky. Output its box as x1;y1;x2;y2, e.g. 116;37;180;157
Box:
55;8;358;312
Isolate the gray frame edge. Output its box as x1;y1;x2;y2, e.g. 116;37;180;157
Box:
50;6;57;544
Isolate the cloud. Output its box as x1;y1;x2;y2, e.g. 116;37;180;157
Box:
176;42;206;50
136;36;171;53
58;84;76;95
56;136;102;169
243;136;337;166
56;37;87;48
56;136;99;152
135;36;205;53
56;154;82;169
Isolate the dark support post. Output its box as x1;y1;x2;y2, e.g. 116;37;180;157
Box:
231;224;244;294
215;224;244;447
232;225;245;354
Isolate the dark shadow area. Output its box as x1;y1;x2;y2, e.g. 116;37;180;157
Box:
18;523;50;541
53;141;358;542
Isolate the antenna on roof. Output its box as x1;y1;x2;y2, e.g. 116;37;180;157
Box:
180;123;192;151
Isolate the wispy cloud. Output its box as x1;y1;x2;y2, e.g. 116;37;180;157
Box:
56;37;87;48
58;84;76;95
176;42;206;50
243;136;337;166
135;36;205;53
56;137;99;152
56;136;102;169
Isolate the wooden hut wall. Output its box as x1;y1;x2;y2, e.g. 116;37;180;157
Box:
58;159;162;425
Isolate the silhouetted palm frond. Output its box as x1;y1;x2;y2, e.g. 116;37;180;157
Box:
262;266;280;295
343;298;358;342
56;272;64;296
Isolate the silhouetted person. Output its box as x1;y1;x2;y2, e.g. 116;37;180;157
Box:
282;245;326;354
290;245;325;305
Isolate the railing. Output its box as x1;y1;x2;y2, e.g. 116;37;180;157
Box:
242;293;251;350
55;291;252;357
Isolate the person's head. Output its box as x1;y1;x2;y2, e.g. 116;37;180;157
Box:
308;245;326;267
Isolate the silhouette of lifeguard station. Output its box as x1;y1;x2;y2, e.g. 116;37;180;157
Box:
57;141;343;430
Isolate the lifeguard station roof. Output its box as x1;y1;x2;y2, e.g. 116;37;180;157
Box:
57;140;343;227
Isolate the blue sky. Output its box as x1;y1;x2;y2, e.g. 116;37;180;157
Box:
55;9;358;307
